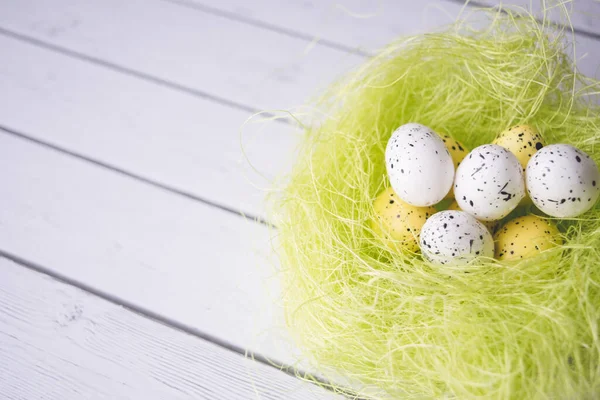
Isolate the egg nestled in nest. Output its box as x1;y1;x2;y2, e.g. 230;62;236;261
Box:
493;125;545;169
526;144;600;218
275;10;600;397
441;133;469;199
372;187;436;252
494;215;562;260
419;210;495;265
447;200;499;234
494;124;546;204
386;123;454;206
454;144;525;221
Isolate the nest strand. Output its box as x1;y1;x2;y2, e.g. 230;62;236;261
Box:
272;4;600;399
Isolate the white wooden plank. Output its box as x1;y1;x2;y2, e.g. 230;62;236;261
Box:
0;34;297;221
5;0;593;111
476;0;600;36
0;257;341;400
1;4;595;229
0;0;362;111
0;1;596;229
175;0;460;51
0;130;300;368
182;0;600;78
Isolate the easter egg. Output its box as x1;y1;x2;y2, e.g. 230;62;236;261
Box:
448;200;500;234
420;210;494;265
442;133;469;169
372;187;436;252
454;144;525;221
493;125;545;169
494;215;562;261
386;123;454;206
441;133;469;199
526;144;600;218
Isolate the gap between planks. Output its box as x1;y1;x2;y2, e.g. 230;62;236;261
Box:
0;26;263;118
2;1;595;396
0;256;347;400
0;124;273;228
0;250;356;398
162;0;372;57
459;0;600;40
167;0;600;50
0;0;597;228
0;128;322;383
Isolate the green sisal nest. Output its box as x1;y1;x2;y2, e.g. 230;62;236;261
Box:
271;4;600;399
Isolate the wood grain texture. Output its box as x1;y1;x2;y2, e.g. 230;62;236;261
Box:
0;0;363;111
0;1;598;397
0;130;300;368
0;257;341;400
182;0;600;78
0;0;597;226
476;0;600;36
174;0;460;52
0;34;297;222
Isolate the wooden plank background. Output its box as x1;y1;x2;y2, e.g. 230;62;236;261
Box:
1;0;598;398
0;257;343;399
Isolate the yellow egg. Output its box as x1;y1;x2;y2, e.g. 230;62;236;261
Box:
447;200;499;234
441;133;469;168
441;133;469;199
494;215;562;261
372;187;436;252
493;125;545;170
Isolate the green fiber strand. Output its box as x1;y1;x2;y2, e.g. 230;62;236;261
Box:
271;4;600;399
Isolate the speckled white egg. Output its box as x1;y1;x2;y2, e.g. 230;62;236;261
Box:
447;199;500;234
419;210;494;266
526;144;600;217
386;123;454;206
454;144;525;221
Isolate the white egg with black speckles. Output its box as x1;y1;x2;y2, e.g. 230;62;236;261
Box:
419;210;494;266
526;144;600;218
386;123;454;206
454;144;525;221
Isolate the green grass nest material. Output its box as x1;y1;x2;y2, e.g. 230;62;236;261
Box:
272;4;600;400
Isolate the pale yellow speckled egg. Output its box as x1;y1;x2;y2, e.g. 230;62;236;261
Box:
372;187;437;252
493;125;545;170
494;215;562;261
448;200;499;234
441;133;469;199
